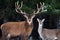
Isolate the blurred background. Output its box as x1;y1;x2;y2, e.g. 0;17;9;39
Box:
0;0;60;40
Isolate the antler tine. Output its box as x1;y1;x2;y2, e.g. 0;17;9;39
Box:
15;1;26;14
20;1;23;9
33;2;44;14
41;2;44;12
15;1;19;9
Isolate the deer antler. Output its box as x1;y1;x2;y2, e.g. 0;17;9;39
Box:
15;1;26;14
33;2;44;14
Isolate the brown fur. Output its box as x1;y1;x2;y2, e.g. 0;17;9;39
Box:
1;21;33;40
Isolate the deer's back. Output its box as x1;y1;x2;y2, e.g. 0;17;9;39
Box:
1;21;26;36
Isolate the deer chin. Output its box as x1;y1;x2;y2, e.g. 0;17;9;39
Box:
27;21;32;25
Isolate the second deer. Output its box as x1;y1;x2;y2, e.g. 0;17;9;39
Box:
37;18;60;40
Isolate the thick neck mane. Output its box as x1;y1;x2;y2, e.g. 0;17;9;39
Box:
24;21;33;36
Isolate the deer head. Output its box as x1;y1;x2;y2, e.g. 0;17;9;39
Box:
15;1;45;25
37;18;45;27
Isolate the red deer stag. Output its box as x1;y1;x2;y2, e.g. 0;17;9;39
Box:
1;1;45;40
37;18;60;40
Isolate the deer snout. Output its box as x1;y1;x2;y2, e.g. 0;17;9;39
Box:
27;19;32;25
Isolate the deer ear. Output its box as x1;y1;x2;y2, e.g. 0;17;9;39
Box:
37;18;40;22
42;19;45;23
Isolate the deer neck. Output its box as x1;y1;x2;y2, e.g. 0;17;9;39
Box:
25;21;33;36
38;23;43;37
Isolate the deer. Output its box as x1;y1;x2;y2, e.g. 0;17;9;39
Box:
0;1;45;40
37;18;60;40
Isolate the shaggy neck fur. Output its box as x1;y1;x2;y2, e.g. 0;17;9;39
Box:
25;21;33;36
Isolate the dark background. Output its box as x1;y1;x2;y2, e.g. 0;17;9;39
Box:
0;0;60;40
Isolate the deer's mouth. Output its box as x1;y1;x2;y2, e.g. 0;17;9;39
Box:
27;19;32;25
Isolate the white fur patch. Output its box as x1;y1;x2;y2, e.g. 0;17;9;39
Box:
28;22;32;25
54;37;58;40
7;34;11;38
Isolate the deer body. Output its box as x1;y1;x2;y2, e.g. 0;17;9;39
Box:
37;18;59;40
1;21;33;40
